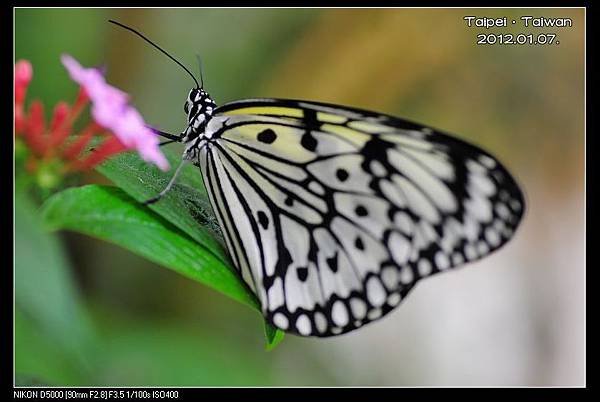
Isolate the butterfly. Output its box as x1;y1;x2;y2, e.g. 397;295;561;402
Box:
111;20;525;338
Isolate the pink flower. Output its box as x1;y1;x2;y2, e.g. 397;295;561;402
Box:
61;54;169;171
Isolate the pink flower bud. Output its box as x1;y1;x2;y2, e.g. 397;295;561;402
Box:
15;60;33;104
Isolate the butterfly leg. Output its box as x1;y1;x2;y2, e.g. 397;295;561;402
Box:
147;126;183;142
143;159;188;205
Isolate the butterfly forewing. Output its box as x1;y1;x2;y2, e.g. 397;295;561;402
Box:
197;99;524;337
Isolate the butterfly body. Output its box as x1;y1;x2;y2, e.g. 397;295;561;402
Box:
180;89;525;337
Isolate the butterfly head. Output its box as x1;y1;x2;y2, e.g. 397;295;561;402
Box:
182;87;217;143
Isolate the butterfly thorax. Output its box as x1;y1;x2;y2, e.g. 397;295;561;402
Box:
181;88;217;145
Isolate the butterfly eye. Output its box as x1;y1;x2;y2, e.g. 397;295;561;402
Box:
184;101;190;114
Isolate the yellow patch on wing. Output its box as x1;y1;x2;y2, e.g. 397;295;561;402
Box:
316;112;347;124
348;120;396;134
222;123;315;163
321;123;370;147
222;106;304;118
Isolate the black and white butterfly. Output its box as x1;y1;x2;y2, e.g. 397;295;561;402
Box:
112;21;525;338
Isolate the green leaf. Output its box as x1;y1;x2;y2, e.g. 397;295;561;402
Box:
95;149;286;349
15;192;96;378
95;148;230;265
264;323;285;351
40;185;259;311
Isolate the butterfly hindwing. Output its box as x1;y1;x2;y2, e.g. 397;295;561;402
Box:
196;99;524;337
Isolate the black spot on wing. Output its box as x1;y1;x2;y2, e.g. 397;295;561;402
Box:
257;128;277;144
354;237;365;251
326;252;339;273
257;210;269;229
355;205;368;217
301;133;318;152
336;168;349;182
296;266;308;282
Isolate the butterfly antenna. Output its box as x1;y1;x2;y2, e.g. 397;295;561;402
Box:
108;19;200;89
196;54;205;88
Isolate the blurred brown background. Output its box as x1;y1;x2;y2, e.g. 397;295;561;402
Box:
15;8;584;386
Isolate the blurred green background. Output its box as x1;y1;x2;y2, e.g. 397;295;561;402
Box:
15;8;584;386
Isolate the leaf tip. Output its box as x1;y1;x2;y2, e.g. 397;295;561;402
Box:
264;322;285;351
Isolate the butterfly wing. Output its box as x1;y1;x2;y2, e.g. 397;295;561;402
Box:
197;98;525;337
